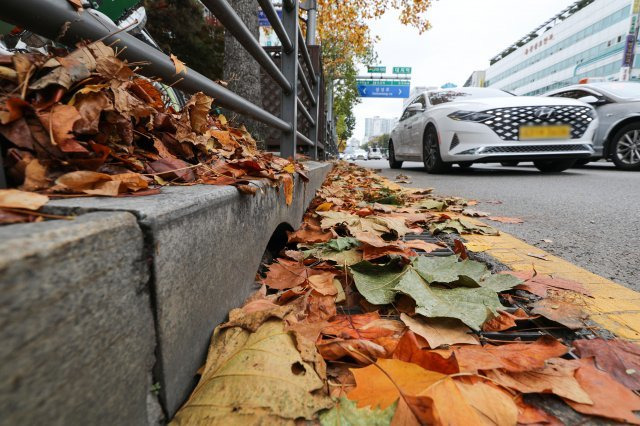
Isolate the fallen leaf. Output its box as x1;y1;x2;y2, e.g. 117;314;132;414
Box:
530;299;588;330
288;223;333;244
37;104;82;147
404;239;441;253
347;358;445;409
573;338;640;390
514;395;562;425
505;272;592;298
488;216;524;224
281;174;294;205
392;331;460;374
319;397;396;426
486;358;592;403
453;239;469;259
463;208;490;217
322;312;404;340
172;319;332;424
0;189;49;210
170;54;187;75
453;375;519;426
21;158;49;191
453;336;568;373
482;308;533;332
317;338;388;364
564;357;640;424
400;313;479;348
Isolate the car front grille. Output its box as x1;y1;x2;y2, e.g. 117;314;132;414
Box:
480;144;591;154
482;106;594;141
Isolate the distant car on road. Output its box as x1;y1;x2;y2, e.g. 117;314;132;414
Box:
546;82;640;171
367;148;383;160
354;149;368;160
388;87;598;173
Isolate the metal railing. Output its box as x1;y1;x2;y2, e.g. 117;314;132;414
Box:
0;0;333;177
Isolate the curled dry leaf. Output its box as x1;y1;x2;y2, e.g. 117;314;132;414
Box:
400;313;479;348
0;189;49;210
170;54;187;75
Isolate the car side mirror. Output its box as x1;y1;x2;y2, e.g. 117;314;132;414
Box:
578;95;606;105
407;103;424;112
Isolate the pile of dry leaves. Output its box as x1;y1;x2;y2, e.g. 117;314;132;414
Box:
172;162;640;425
0;41;305;224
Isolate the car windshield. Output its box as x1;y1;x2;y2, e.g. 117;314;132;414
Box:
428;88;513;105
594;83;640;99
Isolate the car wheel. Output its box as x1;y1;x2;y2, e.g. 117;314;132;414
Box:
458;162;473;169
533;159;576;173
611;124;640;171
388;141;403;169
500;161;519;167
423;126;451;174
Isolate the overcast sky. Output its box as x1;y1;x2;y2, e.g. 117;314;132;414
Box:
352;0;577;143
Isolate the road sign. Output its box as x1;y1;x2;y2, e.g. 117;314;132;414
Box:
368;66;387;73
357;80;410;98
258;9;282;27
393;67;412;75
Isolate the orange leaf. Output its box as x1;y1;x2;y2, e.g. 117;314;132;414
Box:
565;358;640;424
453;336;567;373
400;313;479;348
347;358;445;410
485;358;592;404
170;54;187;75
392;331;460;374
482;308;533;332
287;223;333;244
573;338;640;390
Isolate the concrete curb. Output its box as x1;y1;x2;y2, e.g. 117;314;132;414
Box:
0;161;332;423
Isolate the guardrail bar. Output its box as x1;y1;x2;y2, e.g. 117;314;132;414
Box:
296;131;313;146
298;64;316;105
256;0;293;53
0;0;292;132
297;98;315;126
298;29;317;84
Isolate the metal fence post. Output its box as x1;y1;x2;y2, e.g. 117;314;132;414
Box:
280;1;299;159
310;74;320;160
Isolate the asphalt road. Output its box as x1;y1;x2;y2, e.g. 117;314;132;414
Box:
356;159;640;291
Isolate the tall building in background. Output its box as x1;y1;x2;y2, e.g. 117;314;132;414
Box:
464;71;486;87
364;116;397;141
485;0;639;95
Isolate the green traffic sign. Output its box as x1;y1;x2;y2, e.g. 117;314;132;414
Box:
393;67;412;74
356;80;411;86
367;66;387;73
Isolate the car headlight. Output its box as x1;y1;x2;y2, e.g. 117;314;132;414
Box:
448;111;494;122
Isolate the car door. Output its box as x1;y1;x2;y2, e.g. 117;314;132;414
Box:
407;95;427;157
395;107;412;157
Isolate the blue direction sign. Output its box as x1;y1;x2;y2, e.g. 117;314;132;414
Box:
258;9;282;27
357;80;410;98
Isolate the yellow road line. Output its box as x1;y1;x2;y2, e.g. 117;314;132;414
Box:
462;224;640;340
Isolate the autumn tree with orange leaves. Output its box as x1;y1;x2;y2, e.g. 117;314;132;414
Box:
311;0;433;145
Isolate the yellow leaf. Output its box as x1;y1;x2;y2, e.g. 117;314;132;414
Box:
283;163;296;174
218;114;228;125
316;202;333;212
171;319;332;424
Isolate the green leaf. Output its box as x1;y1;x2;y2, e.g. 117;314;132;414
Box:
326;237;360;252
395;268;503;330
320;397;396;426
480;273;523;293
430;219;499;236
306;247;363;266
412;256;489;287
350;260;406;305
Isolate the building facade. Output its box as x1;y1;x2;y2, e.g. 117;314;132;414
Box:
486;0;640;96
364;116;397;141
464;71;487;87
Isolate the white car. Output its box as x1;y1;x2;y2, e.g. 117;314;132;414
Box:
389;87;598;173
368;148;383;160
354;149;368;160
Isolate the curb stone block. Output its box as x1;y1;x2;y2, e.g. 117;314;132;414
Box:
0;212;156;426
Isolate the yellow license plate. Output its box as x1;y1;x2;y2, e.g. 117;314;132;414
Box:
519;125;572;140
